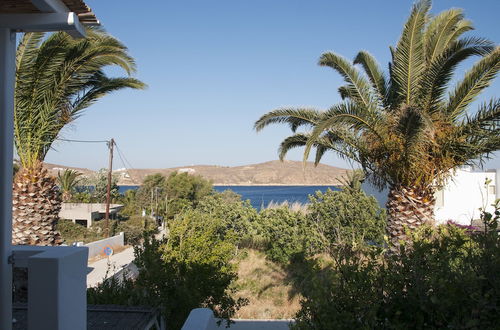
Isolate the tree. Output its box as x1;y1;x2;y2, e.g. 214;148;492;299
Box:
13;28;145;245
135;173;167;216
91;169;120;204
56;169;83;202
255;0;499;247
165;172;213;219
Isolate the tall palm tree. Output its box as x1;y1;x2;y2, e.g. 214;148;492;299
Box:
57;169;83;202
255;0;500;247
13;28;146;245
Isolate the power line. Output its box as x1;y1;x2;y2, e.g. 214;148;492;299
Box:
56;138;109;143
114;142;139;185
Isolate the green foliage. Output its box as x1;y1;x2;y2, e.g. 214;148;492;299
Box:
307;186;386;246
257;207;313;264
117;189;140;217
195;191;259;246
88;209;247;329
165;172;213;218
15;28;145;170
135;173;166;216
90;169;120;203
115;216;157;245
57;169;83;202
293;201;500;329
56;220;103;244
255;0;499;195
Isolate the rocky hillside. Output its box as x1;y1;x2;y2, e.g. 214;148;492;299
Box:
45;160;350;186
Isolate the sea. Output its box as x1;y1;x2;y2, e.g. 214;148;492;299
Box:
118;185;341;210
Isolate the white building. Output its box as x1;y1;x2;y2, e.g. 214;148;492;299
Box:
59;203;124;228
363;167;500;225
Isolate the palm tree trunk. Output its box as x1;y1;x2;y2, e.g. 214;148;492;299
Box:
386;185;435;248
12;162;62;246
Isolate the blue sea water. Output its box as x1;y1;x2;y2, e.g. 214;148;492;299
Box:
214;185;340;209
118;185;339;209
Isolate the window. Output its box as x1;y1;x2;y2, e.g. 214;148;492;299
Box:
435;189;444;207
488;185;496;195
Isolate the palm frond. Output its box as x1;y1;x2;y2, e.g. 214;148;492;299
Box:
254;107;323;132
15;28;145;169
319;52;375;108
354;51;387;102
424;8;470;63
446;47;500;121
391;0;430;104
418;37;494;112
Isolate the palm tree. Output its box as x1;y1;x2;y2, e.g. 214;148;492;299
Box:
255;0;500;247
12;28;146;245
57;169;83;202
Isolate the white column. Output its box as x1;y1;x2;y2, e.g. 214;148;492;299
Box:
0;28;16;330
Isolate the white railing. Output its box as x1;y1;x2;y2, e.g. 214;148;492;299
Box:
12;245;88;330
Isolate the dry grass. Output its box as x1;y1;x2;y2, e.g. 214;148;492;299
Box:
232;249;301;319
265;201;309;214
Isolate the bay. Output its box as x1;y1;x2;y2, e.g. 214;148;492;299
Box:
118;185;340;210
214;185;339;209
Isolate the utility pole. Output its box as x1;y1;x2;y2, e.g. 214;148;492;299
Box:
105;138;114;237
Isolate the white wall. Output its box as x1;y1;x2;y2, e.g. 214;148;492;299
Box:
362;168;498;225
85;232;125;259
434;169;496;225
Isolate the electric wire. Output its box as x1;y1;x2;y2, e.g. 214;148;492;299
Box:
56;138;109;143
113;142;139;185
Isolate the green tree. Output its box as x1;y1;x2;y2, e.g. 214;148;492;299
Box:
13;28;144;245
13;28;145;245
255;0;499;246
91;169;120;203
56;169;83;202
88;209;247;329
165;172;213;218
135;173;167;216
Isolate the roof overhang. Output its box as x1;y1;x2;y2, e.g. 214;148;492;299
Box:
0;0;99;38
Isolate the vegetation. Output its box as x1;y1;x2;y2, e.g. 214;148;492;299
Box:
130;172;214;219
88;209;247;329
88;169;120;203
255;0;500;246
57;169;83;202
293;202;500;329
13;28;145;245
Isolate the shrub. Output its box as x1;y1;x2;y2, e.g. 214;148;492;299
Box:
165;172;213;218
293;201;500;329
257;207;314;264
115;216;157;245
307;186;386;248
56;219;103;243
195;191;259;246
88;207;246;330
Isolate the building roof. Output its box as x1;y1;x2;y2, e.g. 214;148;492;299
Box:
13;304;163;329
0;0;98;25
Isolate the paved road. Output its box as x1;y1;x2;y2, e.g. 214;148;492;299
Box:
87;246;135;288
86;227;167;288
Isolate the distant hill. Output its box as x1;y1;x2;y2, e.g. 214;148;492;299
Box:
44;160;350;186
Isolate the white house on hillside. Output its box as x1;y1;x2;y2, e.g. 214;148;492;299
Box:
363;167;500;225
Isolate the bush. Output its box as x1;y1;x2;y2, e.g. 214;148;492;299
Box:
257;207;314;264
115;216;157;245
307;186;386;247
165;172;213;218
293;201;500;329
88;207;246;330
195;191;259;246
56;219;103;243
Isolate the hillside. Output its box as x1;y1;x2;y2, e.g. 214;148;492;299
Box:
45;160;350;186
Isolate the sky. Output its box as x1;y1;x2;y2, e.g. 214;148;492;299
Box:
44;0;500;171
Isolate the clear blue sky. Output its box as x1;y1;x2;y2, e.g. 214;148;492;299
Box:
44;0;500;171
